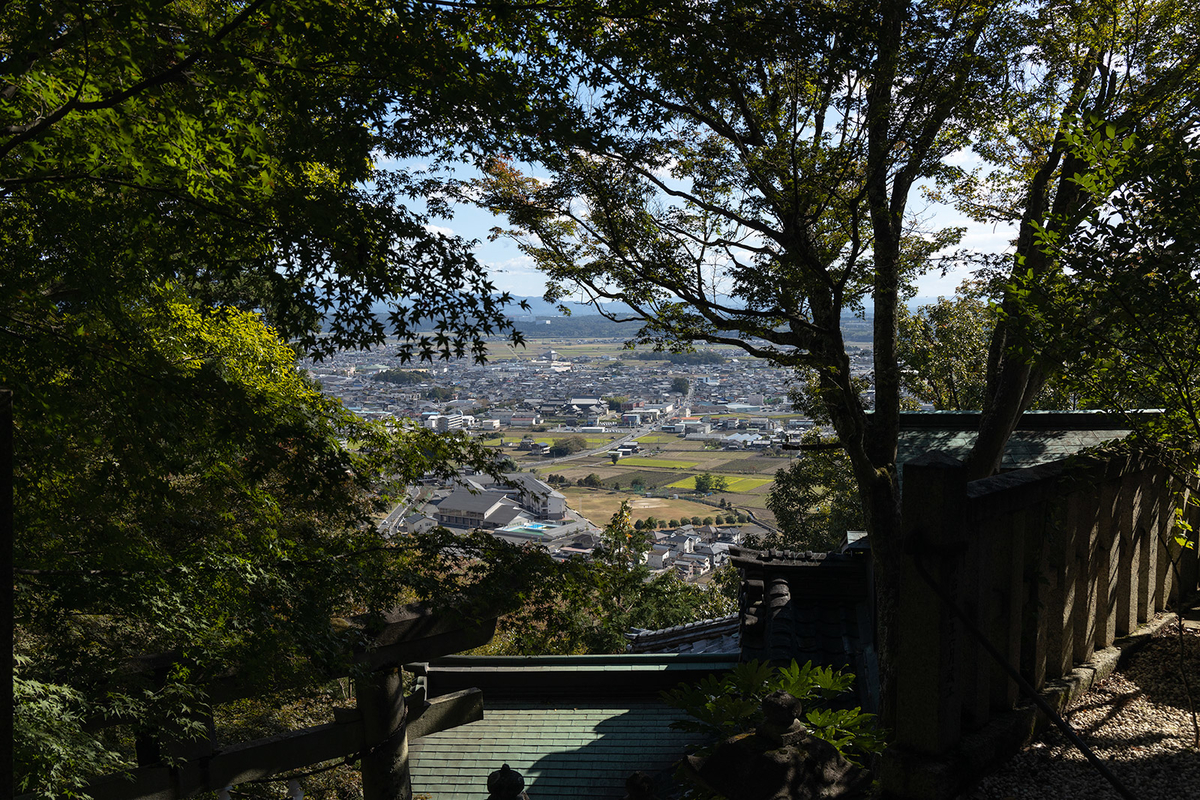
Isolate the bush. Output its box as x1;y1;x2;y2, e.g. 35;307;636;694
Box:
669;519;680;528
690;516;702;526
702;516;715;525
661;660;885;767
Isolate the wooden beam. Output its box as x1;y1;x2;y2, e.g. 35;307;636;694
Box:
407;689;484;740
46;688;488;800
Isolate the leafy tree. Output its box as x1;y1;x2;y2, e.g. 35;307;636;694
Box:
2;1;544;794
580;473;604;488
672;377;691;395
897;283;994;410
767;432;867;553
477;0;1199;729
669;519;681;529
691;516;703;527
606;395;628;410
1032;134;1200;446
694;473;713;493
7;293;510;796
548;435;588;457
712;475;730;492
703;516;715;526
485;504;736;654
372;369;427;386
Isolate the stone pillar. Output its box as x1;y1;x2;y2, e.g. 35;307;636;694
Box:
1072;490;1100;665
1116;466;1142;634
893;452;967;756
1098;476;1121;648
1045;492;1076;679
358;668;411;800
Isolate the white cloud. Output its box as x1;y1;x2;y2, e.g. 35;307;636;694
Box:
424;224;456;238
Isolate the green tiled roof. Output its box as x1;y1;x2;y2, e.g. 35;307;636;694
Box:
410;700;704;799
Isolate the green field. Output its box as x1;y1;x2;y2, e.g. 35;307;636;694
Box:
616;457;699;469
666;475;774;492
634;434;680;445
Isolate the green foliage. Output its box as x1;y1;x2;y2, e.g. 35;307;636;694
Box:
662;659;885;766
13;657;127;800
897;283;994;410
549;435;588;457
1;2;550;794
766;431;864;552
632;351;725;365
672;377;692;395
2;0;528;361
693;472;731;494
485;503;735;655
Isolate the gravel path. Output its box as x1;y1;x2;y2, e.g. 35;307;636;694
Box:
964;623;1200;799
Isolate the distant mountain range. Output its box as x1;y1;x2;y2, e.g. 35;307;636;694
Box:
499;294;943;318
366;293;948;344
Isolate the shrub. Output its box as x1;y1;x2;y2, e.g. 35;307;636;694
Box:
661;660;885;767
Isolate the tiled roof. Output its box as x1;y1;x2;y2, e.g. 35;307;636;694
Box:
410;700;703;799
407;655;733;799
625;614;740;655
895;411;1134;479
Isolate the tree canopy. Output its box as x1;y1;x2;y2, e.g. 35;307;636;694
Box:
2;1;553;795
474;0;1200;729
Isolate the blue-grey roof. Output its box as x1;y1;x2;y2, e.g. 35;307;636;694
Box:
407;655;734;799
409;700;704;799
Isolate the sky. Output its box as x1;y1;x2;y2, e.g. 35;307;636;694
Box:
411;156;1019;308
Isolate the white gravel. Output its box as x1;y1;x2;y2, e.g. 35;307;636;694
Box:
963;623;1200;800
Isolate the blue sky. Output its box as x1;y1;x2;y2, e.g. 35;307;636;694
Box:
410;155;1018;306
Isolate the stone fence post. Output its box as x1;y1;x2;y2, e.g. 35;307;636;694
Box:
893;452;968;758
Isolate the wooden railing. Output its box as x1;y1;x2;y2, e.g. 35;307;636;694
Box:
21;605;498;800
887;448;1200;797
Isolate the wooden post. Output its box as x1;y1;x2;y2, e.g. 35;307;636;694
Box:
357;669;412;800
894;452;967;755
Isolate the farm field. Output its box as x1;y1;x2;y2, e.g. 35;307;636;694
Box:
559;488;731;528
613;456;699;469
666;475;774;492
